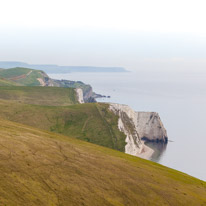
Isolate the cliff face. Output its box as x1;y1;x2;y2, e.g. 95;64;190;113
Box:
109;103;168;159
75;88;84;104
37;71;56;86
50;79;96;103
136;112;168;143
0;67;98;103
109;104;142;155
81;86;96;103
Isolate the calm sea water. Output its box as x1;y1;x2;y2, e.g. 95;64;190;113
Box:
50;71;206;181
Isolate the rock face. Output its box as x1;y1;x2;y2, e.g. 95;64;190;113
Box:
82;86;96;103
38;71;99;103
111;104;142;156
75;88;84;104
50;79;96;103
36;72;96;103
136;112;168;143
109;103;168;159
37;71;55;86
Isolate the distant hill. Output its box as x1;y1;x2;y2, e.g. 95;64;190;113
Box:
0;78;21;86
0;61;128;73
0;118;205;205
0;67;48;86
0;67;97;102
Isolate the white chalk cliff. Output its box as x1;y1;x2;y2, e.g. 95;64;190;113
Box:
136;112;168;142
109;103;168;159
75;88;84;104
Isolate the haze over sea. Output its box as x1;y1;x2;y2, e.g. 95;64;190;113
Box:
50;70;206;181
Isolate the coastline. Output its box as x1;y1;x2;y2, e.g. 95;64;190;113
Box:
137;143;154;159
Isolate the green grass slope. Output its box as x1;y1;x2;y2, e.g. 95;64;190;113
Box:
0;67;43;86
0;86;78;106
0;67;30;78
0;99;126;152
0;118;205;206
0;78;21;86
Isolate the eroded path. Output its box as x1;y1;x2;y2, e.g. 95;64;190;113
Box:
8;70;33;81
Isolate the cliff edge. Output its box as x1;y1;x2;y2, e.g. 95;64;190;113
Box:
75;88;84;104
136;112;168;143
109;103;168;159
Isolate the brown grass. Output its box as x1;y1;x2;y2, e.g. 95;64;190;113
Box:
0;118;205;206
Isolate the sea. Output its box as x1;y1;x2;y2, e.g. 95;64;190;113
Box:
49;70;206;181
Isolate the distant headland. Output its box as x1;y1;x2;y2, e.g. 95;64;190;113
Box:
0;61;128;73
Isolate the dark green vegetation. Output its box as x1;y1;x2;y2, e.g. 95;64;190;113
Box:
0;86;78;106
0;118;205;206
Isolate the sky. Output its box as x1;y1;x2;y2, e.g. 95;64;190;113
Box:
1;0;206;70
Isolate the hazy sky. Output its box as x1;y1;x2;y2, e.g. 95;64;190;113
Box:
1;0;206;71
2;0;206;33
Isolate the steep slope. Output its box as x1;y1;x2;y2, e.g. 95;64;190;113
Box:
0;86;168;160
54;79;96;102
0;118;205;206
0;86;78;106
109;103;168;158
0;99;127;152
110;103;167;142
0;87;167;158
136;111;168;142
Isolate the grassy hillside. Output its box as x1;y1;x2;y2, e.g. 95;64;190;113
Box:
0;68;96;102
0;67;92;93
0;99;126;152
0;78;21;86
0;67;43;86
0;67;31;78
0;118;205;206
0;86;78;106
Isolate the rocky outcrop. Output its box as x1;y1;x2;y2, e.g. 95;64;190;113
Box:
75;88;84;104
82;86;96;103
38;71;55;86
35;70;99;103
109;103;168;159
50;79;96;103
136;112;168;143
